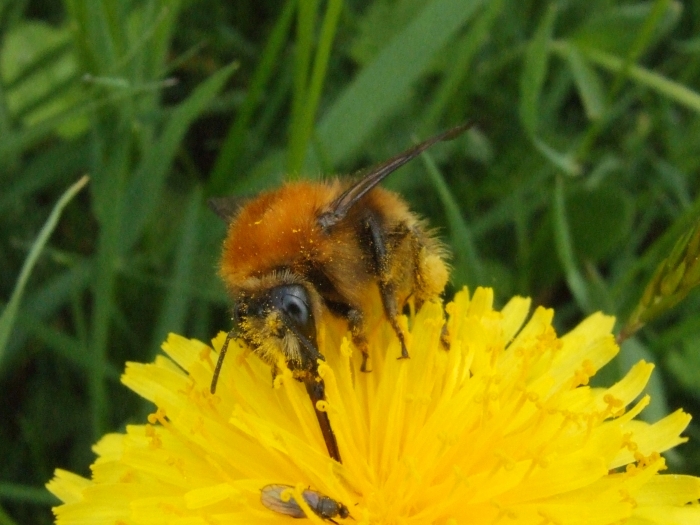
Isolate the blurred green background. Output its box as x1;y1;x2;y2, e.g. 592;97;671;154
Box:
2;0;700;523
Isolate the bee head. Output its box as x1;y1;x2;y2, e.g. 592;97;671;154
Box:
235;283;322;375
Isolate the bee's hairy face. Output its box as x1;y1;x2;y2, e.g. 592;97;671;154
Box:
235;284;321;374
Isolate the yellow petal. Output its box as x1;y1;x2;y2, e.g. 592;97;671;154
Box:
46;470;91;505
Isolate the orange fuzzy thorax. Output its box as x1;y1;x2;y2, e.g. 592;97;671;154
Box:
219;181;341;289
218;179;446;314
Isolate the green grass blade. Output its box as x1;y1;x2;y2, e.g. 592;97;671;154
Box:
532;136;581;176
13;72;81;121
0;86;160;166
0;176;88;366
3;262;93;366
570;43;700;114
114;3;181;77
62;1;120;73
0;139;89;214
17;314;121;381
287;0;320;175
565;44;605;120
0;505;19;525
123;63;237;250
420;148;485;287
423;0;504;130
519;3;557;136
4;40;72;91
287;0;343;176
89;137;130;440
208;0;297;196
0;33;17;168
607;0;674;97
149;187;202;356
316;0;484;166
0;482;58;505
552;175;592;312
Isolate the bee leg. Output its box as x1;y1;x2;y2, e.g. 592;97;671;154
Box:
270;364;280;386
406;222;448;309
363;214;410;360
440;322;451;350
347;308;371;372
379;280;409;360
358;336;371;372
415;252;452;352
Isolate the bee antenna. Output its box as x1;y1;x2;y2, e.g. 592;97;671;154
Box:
210;329;236;394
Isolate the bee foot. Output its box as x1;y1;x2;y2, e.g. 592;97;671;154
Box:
360;353;372;373
440;323;451;351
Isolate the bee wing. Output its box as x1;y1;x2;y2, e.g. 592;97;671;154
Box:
260;484;306;518
318;122;472;229
300;489;323;512
208;195;249;223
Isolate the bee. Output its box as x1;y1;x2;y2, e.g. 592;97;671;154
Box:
210;124;469;462
260;484;350;523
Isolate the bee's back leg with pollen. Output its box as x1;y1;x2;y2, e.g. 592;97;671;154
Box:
362;214;410;360
406;223;452;349
408;227;431;311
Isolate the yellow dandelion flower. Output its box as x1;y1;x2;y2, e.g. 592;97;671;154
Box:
47;288;700;524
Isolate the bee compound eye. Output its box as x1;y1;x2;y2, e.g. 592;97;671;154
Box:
280;289;310;326
270;284;313;328
269;284;319;361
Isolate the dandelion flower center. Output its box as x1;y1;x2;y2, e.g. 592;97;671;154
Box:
48;288;700;525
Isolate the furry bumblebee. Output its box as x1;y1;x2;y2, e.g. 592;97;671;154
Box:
210;124;469;462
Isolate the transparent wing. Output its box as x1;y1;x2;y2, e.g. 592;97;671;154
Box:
260;484;306;518
208;195;249;223
318;122;472;229
301;489;322;512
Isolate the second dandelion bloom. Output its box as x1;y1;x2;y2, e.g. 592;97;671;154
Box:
48;288;700;524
